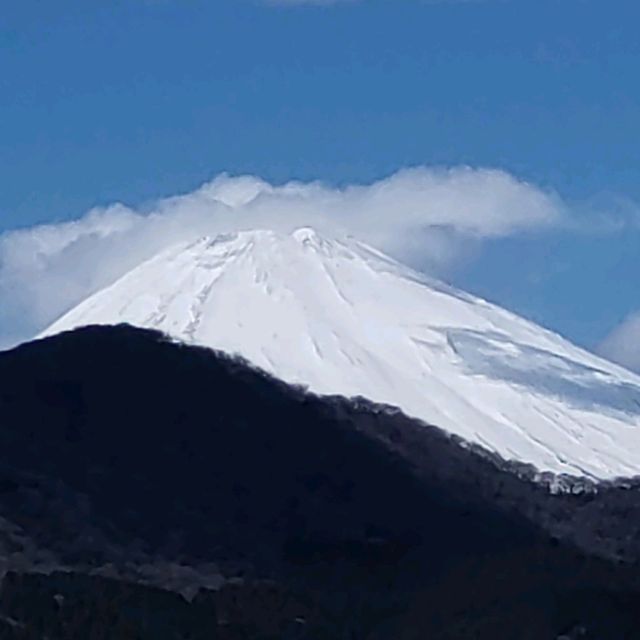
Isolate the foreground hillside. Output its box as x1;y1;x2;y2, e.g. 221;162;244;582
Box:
1;325;640;638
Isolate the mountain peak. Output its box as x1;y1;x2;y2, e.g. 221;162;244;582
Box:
291;226;319;242
290;226;332;250
184;227;344;257
41;228;640;480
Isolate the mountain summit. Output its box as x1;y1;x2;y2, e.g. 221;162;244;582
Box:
42;228;640;479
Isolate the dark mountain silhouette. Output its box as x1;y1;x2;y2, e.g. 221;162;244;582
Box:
1;324;640;638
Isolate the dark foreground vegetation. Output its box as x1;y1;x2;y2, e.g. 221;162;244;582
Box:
1;325;640;638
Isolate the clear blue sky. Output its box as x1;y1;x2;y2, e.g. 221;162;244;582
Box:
1;0;639;352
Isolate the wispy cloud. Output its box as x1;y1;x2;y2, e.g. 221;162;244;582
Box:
598;313;640;374
0;166;563;347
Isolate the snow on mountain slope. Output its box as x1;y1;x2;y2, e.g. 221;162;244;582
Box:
41;228;640;480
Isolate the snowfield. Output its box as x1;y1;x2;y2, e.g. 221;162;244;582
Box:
42;227;640;480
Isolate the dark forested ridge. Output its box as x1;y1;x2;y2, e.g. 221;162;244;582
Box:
1;325;640;639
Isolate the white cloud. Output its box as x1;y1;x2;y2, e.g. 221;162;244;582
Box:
0;166;563;347
598;312;640;374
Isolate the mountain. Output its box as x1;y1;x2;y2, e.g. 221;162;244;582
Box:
42;228;640;480
3;325;640;639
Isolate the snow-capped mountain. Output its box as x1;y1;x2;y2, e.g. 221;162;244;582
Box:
41;228;640;480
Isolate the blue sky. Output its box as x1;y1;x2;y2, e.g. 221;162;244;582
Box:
1;0;639;367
